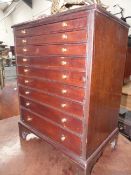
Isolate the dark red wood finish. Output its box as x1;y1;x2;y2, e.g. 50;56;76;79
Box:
16;30;87;45
21;108;82;155
19;86;83;117
16;44;87;56
17;56;85;70
17;76;84;102
86;11;129;157
13;4;129;175
17;66;85;87
20;97;83;134
15;17;88;37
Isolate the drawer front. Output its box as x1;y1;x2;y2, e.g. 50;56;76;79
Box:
17;66;85;87
16;30;87;46
21;108;82;155
20;97;82;134
18;77;84;102
16;44;86;56
19;86;83;117
15;17;87;37
17;56;85;70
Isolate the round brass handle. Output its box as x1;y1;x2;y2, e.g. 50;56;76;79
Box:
83;77;86;82
24;80;29;83
61;135;66;141
21;29;26;34
26;102;30;106
62;48;67;52
27;116;32;121
23;58;27;62
23;48;27;52
25;91;30;95
22;39;27;43
62;34;68;39
61;118;67;123
62;22;68;27
61;104;67;108
61;61;67;65
24;69;29;73
62;75;67;79
60;57;65;59
61;89;67;94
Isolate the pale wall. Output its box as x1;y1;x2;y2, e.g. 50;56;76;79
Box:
0;0;52;46
0;10;13;46
102;0;131;34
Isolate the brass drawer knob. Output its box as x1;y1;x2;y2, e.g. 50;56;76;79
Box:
24;80;29;83
62;48;67;52
23;48;27;52
24;68;29;73
25;91;30;95
21;29;26;34
23;58;27;62
26;102;30;106
27;116;32;121
83;77;86;82
62;34;68;39
62;22;68;27
61;61;67;65
61;103;67;108
61;118;67;123
22;39;27;43
62;74;67;79
61;135;66;141
61;89;67;94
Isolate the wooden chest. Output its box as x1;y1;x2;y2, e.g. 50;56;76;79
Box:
12;4;129;175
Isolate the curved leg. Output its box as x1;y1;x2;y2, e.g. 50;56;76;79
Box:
110;135;118;150
18;122;31;140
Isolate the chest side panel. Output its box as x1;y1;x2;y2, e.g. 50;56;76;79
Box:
86;11;128;157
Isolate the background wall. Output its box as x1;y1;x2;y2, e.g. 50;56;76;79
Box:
0;0;52;46
0;9;13;46
102;0;131;33
10;0;51;25
0;0;131;46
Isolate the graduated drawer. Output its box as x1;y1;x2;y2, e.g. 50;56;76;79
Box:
16;44;86;56
17;56;85;70
21;108;82;155
19;87;83;117
15;17;87;37
20;98;82;134
16;30;87;46
17;66;85;87
18;77;84;102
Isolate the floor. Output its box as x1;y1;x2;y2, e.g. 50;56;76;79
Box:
0;79;19;120
0;116;131;175
0;75;19;119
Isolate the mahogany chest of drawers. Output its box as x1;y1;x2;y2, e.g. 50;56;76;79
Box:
12;4;129;175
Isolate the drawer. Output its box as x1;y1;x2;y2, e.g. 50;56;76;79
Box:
19;87;83;117
21;108;82;155
17;66;85;87
20;98;83;134
18;76;84;102
15;17;87;37
16;30;87;46
17;56;85;70
16;44;86;56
